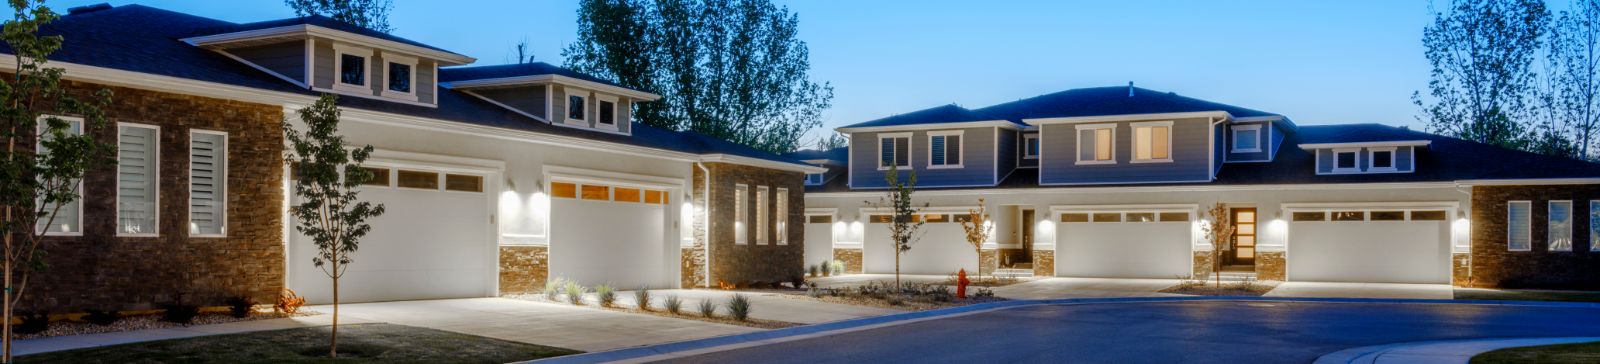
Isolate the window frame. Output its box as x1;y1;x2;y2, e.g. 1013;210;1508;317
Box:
926;130;964;169
756;186;769;245
595;94;619;130
1507;201;1532;251
380;53;418;101
1131;120;1173;163
188;129;229;238
1367;146;1398;172
1075;123;1117;165
1332;148;1361;173
1023;133;1040;159
775;187;788;245
331;43;373;94
116;122;162;237
1549;200;1573;252
877;132;912;170
566;92;588;124
1231;124;1263;153
1591;200;1600;252
804;173;824;186
36;115;84;236
735;184;748;245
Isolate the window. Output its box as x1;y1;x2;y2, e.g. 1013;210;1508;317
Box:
1592;201;1600;252
807;215;832;224
756;186;769;245
644;190;665;204
1368;147;1396;171
118;123;159;236
189;131;227;236
1508;201;1532;251
1232;124;1262;153
1132;121;1172;162
382;53;419;101
36;116;83;235
805;173;824;186
1023;134;1040;159
567;94;587;122
339;54;366;86
444;174;483;192
928;131;962;168
1158;212;1190;222
551;181;578;198
1550;201;1573;251
580;184;609;200
386;62;411;93
924;214;950;223
1060;213;1089;223
1126;212;1156;222
1092;212;1121;222
1331;211;1364;221
735;184;748;245
614;187;642;203
1333;148;1360;173
1076;124;1115;165
868;214;892;223
776;188;788;245
878;133;910;169
397;170;439;189
1410;210;1447;221
359;167;390;186
1292;211;1327;221
597;95;618;128
1370;211;1405;221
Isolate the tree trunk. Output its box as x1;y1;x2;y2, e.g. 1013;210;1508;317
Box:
894;247;901;287
330;264;339;358
4;254;12;364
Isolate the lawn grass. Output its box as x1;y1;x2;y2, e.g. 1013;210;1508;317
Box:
1471;341;1600;364
1455;289;1600;303
18;323;580;364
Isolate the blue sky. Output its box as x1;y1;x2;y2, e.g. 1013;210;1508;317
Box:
58;0;1507;140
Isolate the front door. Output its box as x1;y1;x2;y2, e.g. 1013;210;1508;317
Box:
1229;208;1257;266
1021;209;1035;252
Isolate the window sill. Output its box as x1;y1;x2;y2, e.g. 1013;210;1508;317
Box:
117;233;160;238
1368;167;1399;173
332;83;370;94
191;234;228;238
1131;159;1173;164
877;165;911;171
381;90;419;102
42;232;82;237
565;118;588;126
1075;160;1116;165
595;122;619;131
927;164;963;170
1330;167;1361;174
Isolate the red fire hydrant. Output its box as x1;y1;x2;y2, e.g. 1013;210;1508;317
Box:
957;268;971;299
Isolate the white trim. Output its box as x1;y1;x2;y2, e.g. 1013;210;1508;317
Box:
1131;120;1174;163
735;184;748;245
756;185;769;245
877;132;912;170
1299;140;1432;149
1074;123;1116;165
926;130;964;169
1026;111;1232;126
36;115;85;236
380;52;419;101
1331;148;1361;174
1549;200;1574;252
116;122;161;237
776;187;789;246
304;39;314;88
992;127;999;184
181;24;475;65
1022;133;1040;159
564;91;589;125
1366;146;1399;173
330;43;373;94
188;129;230;238
808;181;1463;198
1231;124;1263;153
442;74;661;101
699;154;826;174
1507;201;1533;251
595;94;620;131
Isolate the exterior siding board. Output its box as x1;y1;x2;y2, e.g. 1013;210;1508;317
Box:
849;127;997;188
417;59;436;104
475;86;550;120
1317;149;1333;174
311;39;334;89
1040;117;1213;185
995;127;1017;181
228;40;306;84
1397;146;1414;171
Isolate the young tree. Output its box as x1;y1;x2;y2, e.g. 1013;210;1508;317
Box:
958;199;991;280
284;0;394;33
563;0;834;154
1540;0;1600;160
284;93;386;358
1199;203;1235;288
866;165;924;286
0;1;113;361
1414;0;1550;151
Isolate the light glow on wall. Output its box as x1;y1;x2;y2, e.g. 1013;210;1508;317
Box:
1265;218;1288;249
1452;217;1472;250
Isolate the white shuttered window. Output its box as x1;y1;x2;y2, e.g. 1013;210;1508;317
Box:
118;124;159;236
190;131;227;236
775;188;788;245
37;116;83;235
756;186;769;245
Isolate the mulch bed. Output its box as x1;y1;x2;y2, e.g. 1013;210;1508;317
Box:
18;309;318;341
1159;280;1279;296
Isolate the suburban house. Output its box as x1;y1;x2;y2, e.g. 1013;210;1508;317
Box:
14;4;818;311
796;85;1600;289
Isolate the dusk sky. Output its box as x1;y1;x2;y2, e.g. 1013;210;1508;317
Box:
57;0;1542;141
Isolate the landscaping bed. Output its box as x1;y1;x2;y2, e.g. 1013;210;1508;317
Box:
17;323;579;363
505;279;796;329
18;309;316;340
1455;288;1600;303
1160;277;1278;296
789;281;1007;311
940;274;1031;287
1470;340;1600;364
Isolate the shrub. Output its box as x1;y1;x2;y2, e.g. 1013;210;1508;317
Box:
885;295;904;306
634;287;652;311
664;295;683;314
564;281;587;305
974;287;995;298
789;276;806;290
697;299;718;318
829;260;845;275
544;278;566;301
595;284;616;308
727;294;752;321
808;265;819;278
15;311;49;335
225;296;257;318
83;309;120;326
275;289;306;314
161;303;200;324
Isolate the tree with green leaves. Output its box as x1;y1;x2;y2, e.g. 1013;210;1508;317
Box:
284;93;385;358
285;0;393;33
866;165;925;287
1538;0;1600;160
563;0;834;154
1414;0;1549;151
0;1;113;361
815;131;847;150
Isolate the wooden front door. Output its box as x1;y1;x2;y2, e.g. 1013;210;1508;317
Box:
1230;208;1257;266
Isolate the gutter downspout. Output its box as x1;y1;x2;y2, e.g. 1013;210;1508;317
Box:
696;162;712;288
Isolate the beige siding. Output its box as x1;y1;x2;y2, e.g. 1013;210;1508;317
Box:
474;86;549;120
418;60;436;104
312;39;334;89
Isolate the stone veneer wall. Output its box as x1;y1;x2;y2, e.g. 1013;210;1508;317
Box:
498;246;549;295
1452;253;1471;287
979;249;998;275
1191;251;1213;278
1255;252;1285;281
693;163;805;286
1032;250;1054;277
1469;185;1600;289
832;248;863;274
30;80;285;311
681;247;706;288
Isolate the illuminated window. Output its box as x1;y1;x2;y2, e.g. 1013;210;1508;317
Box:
397;170;438;189
550;182;577;199
644;190;664;204
580;184;609;200
1076;124;1115;164
1132;122;1171;162
1550;201;1573;251
444;174;482;192
614;187;642;203
735;184;748;245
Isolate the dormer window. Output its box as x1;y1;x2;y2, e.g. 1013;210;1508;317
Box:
332;44;373;94
805;173;824;185
1023;134;1040;159
387;63;409;92
597;94;618;129
1304;141;1426;175
381;53;418;101
1368;147;1396;172
567;94;587;123
1232;124;1262;153
1333;148;1359;173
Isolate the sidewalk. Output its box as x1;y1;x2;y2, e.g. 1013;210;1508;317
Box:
1314;337;1600;364
13;313;371;357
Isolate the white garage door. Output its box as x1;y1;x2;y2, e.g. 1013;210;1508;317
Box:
548;181;674;290
863;212;978;275
803;213;836;269
1288;209;1451;284
290;167;493;304
1056;210;1193;279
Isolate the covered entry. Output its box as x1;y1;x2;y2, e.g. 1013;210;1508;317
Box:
1286;204;1453;284
1053;206;1194;279
546;174;678;289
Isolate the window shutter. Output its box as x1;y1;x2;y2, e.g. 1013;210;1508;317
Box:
880;138;894;167
1508;202;1531;250
118;125;159;235
930;136;945;165
895;137;909;166
190;132;227;235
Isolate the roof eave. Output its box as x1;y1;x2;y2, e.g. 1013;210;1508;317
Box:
1023;111;1234;126
701;154;827;174
182;24;477;66
1298;140;1432;150
835;119;1022;134
442;74;661;101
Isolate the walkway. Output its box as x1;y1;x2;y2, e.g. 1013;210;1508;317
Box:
1316;337;1600;364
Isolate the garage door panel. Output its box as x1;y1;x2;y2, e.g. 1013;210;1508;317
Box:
1289;220;1449;284
863;223;977;275
1057;222;1190;279
803;220;834;268
549;194;671;290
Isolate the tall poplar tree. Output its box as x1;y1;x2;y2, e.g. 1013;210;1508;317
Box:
1413;0;1550;151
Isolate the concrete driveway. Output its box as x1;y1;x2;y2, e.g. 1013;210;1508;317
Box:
310;298;756;352
1265;282;1454;299
659;300;1600;363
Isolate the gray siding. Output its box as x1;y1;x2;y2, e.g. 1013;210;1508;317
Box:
1224;121;1271;162
1269;121;1286;158
1213;123;1225;176
996;128;1017;181
551;85;632;134
312;39;437;105
849;127;998;188
229;40;305;84
1315;146;1415;174
312;39;334;89
475;86;550;120
1039;117;1214;185
418;60;436;104
1018;131;1039;168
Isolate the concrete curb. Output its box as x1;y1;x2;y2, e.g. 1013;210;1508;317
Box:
1313;336;1600;364
525;296;1600;364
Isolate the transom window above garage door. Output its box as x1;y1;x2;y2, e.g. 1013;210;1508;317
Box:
366;168;484;193
1059;211;1190;223
1291;209;1448;222
867;213;974;223
549;181;669;205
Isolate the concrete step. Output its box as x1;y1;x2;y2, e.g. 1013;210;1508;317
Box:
992;268;1034;279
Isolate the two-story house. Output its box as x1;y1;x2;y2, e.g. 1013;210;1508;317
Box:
13;3;819;311
797;85;1600;289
